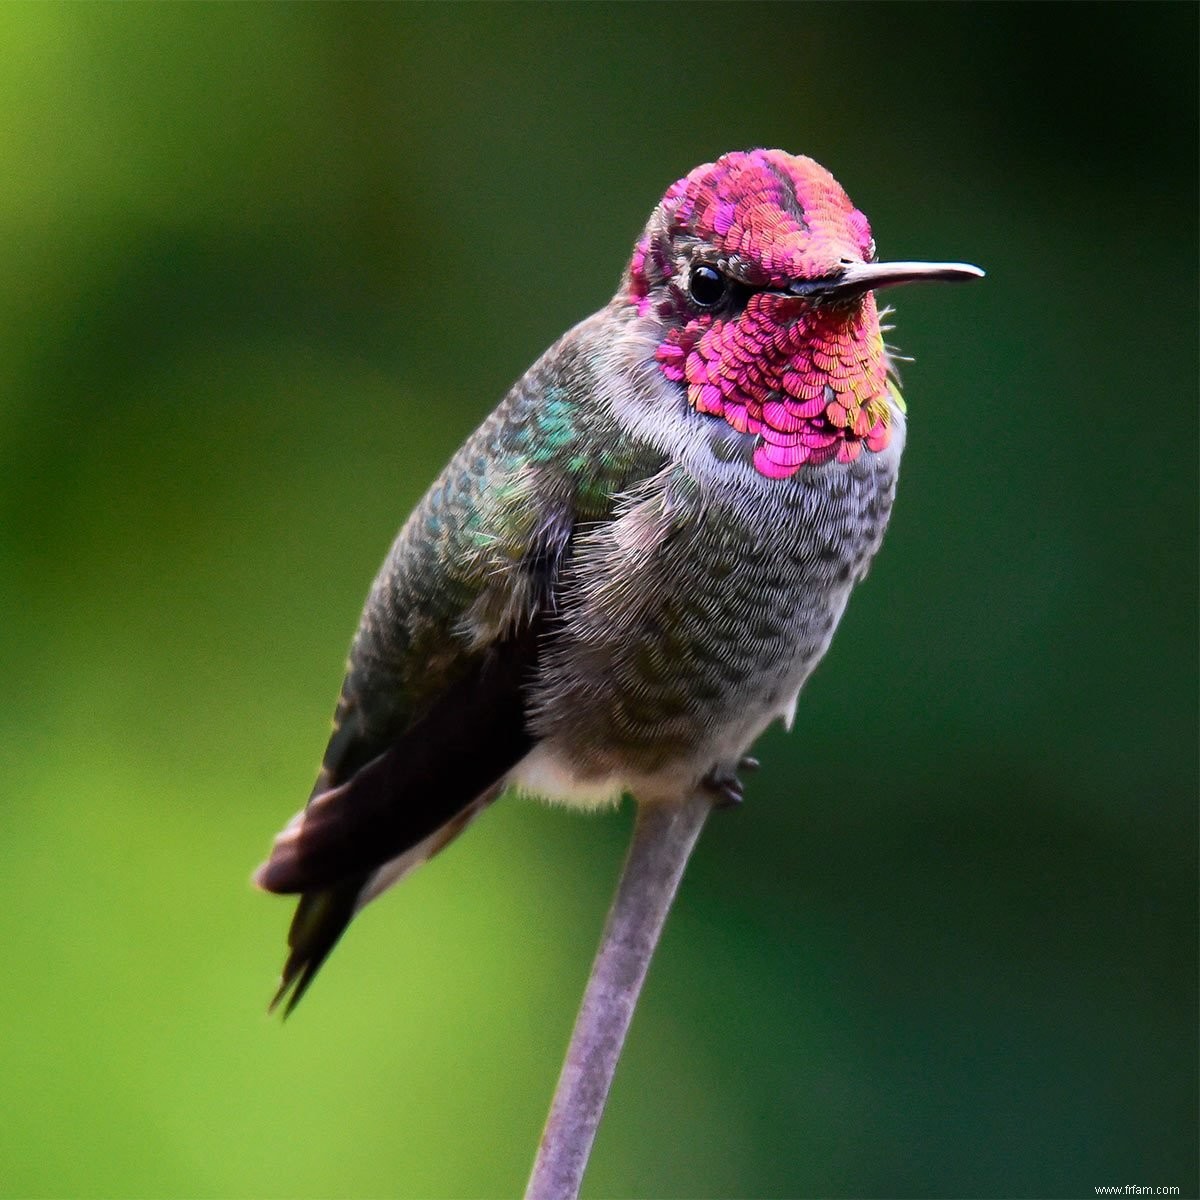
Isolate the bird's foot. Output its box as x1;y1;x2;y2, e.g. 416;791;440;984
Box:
702;756;760;810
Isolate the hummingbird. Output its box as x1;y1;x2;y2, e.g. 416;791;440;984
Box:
256;148;982;1014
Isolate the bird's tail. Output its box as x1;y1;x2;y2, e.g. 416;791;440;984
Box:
260;791;496;1017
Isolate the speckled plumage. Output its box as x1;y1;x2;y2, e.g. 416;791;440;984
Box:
257;149;980;1011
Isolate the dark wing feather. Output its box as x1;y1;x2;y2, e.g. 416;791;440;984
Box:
257;615;545;1015
258;621;540;894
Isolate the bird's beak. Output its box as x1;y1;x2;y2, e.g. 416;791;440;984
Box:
787;260;985;302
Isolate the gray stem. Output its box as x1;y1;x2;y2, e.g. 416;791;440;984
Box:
524;791;714;1200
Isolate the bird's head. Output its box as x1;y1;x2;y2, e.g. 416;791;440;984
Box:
624;149;982;478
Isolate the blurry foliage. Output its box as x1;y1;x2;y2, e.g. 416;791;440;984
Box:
0;4;1196;1199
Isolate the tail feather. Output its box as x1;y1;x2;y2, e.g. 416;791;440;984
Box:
269;879;365;1017
265;790;498;1017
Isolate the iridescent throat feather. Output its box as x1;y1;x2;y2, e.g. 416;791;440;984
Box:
626;148;901;479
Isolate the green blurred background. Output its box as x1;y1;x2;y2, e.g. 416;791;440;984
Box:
1;4;1196;1198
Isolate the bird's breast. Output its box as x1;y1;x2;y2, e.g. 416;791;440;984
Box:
524;429;902;800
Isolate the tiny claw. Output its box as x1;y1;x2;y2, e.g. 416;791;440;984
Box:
738;756;760;773
702;761;752;810
713;781;744;809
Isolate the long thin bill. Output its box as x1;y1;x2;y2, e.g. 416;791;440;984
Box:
836;260;986;290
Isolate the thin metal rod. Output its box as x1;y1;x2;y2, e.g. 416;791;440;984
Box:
525;791;714;1200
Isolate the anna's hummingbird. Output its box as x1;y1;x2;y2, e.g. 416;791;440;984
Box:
257;149;982;1013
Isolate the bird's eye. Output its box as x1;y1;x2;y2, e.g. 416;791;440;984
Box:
687;264;727;308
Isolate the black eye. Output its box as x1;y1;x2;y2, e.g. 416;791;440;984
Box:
688;263;727;308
